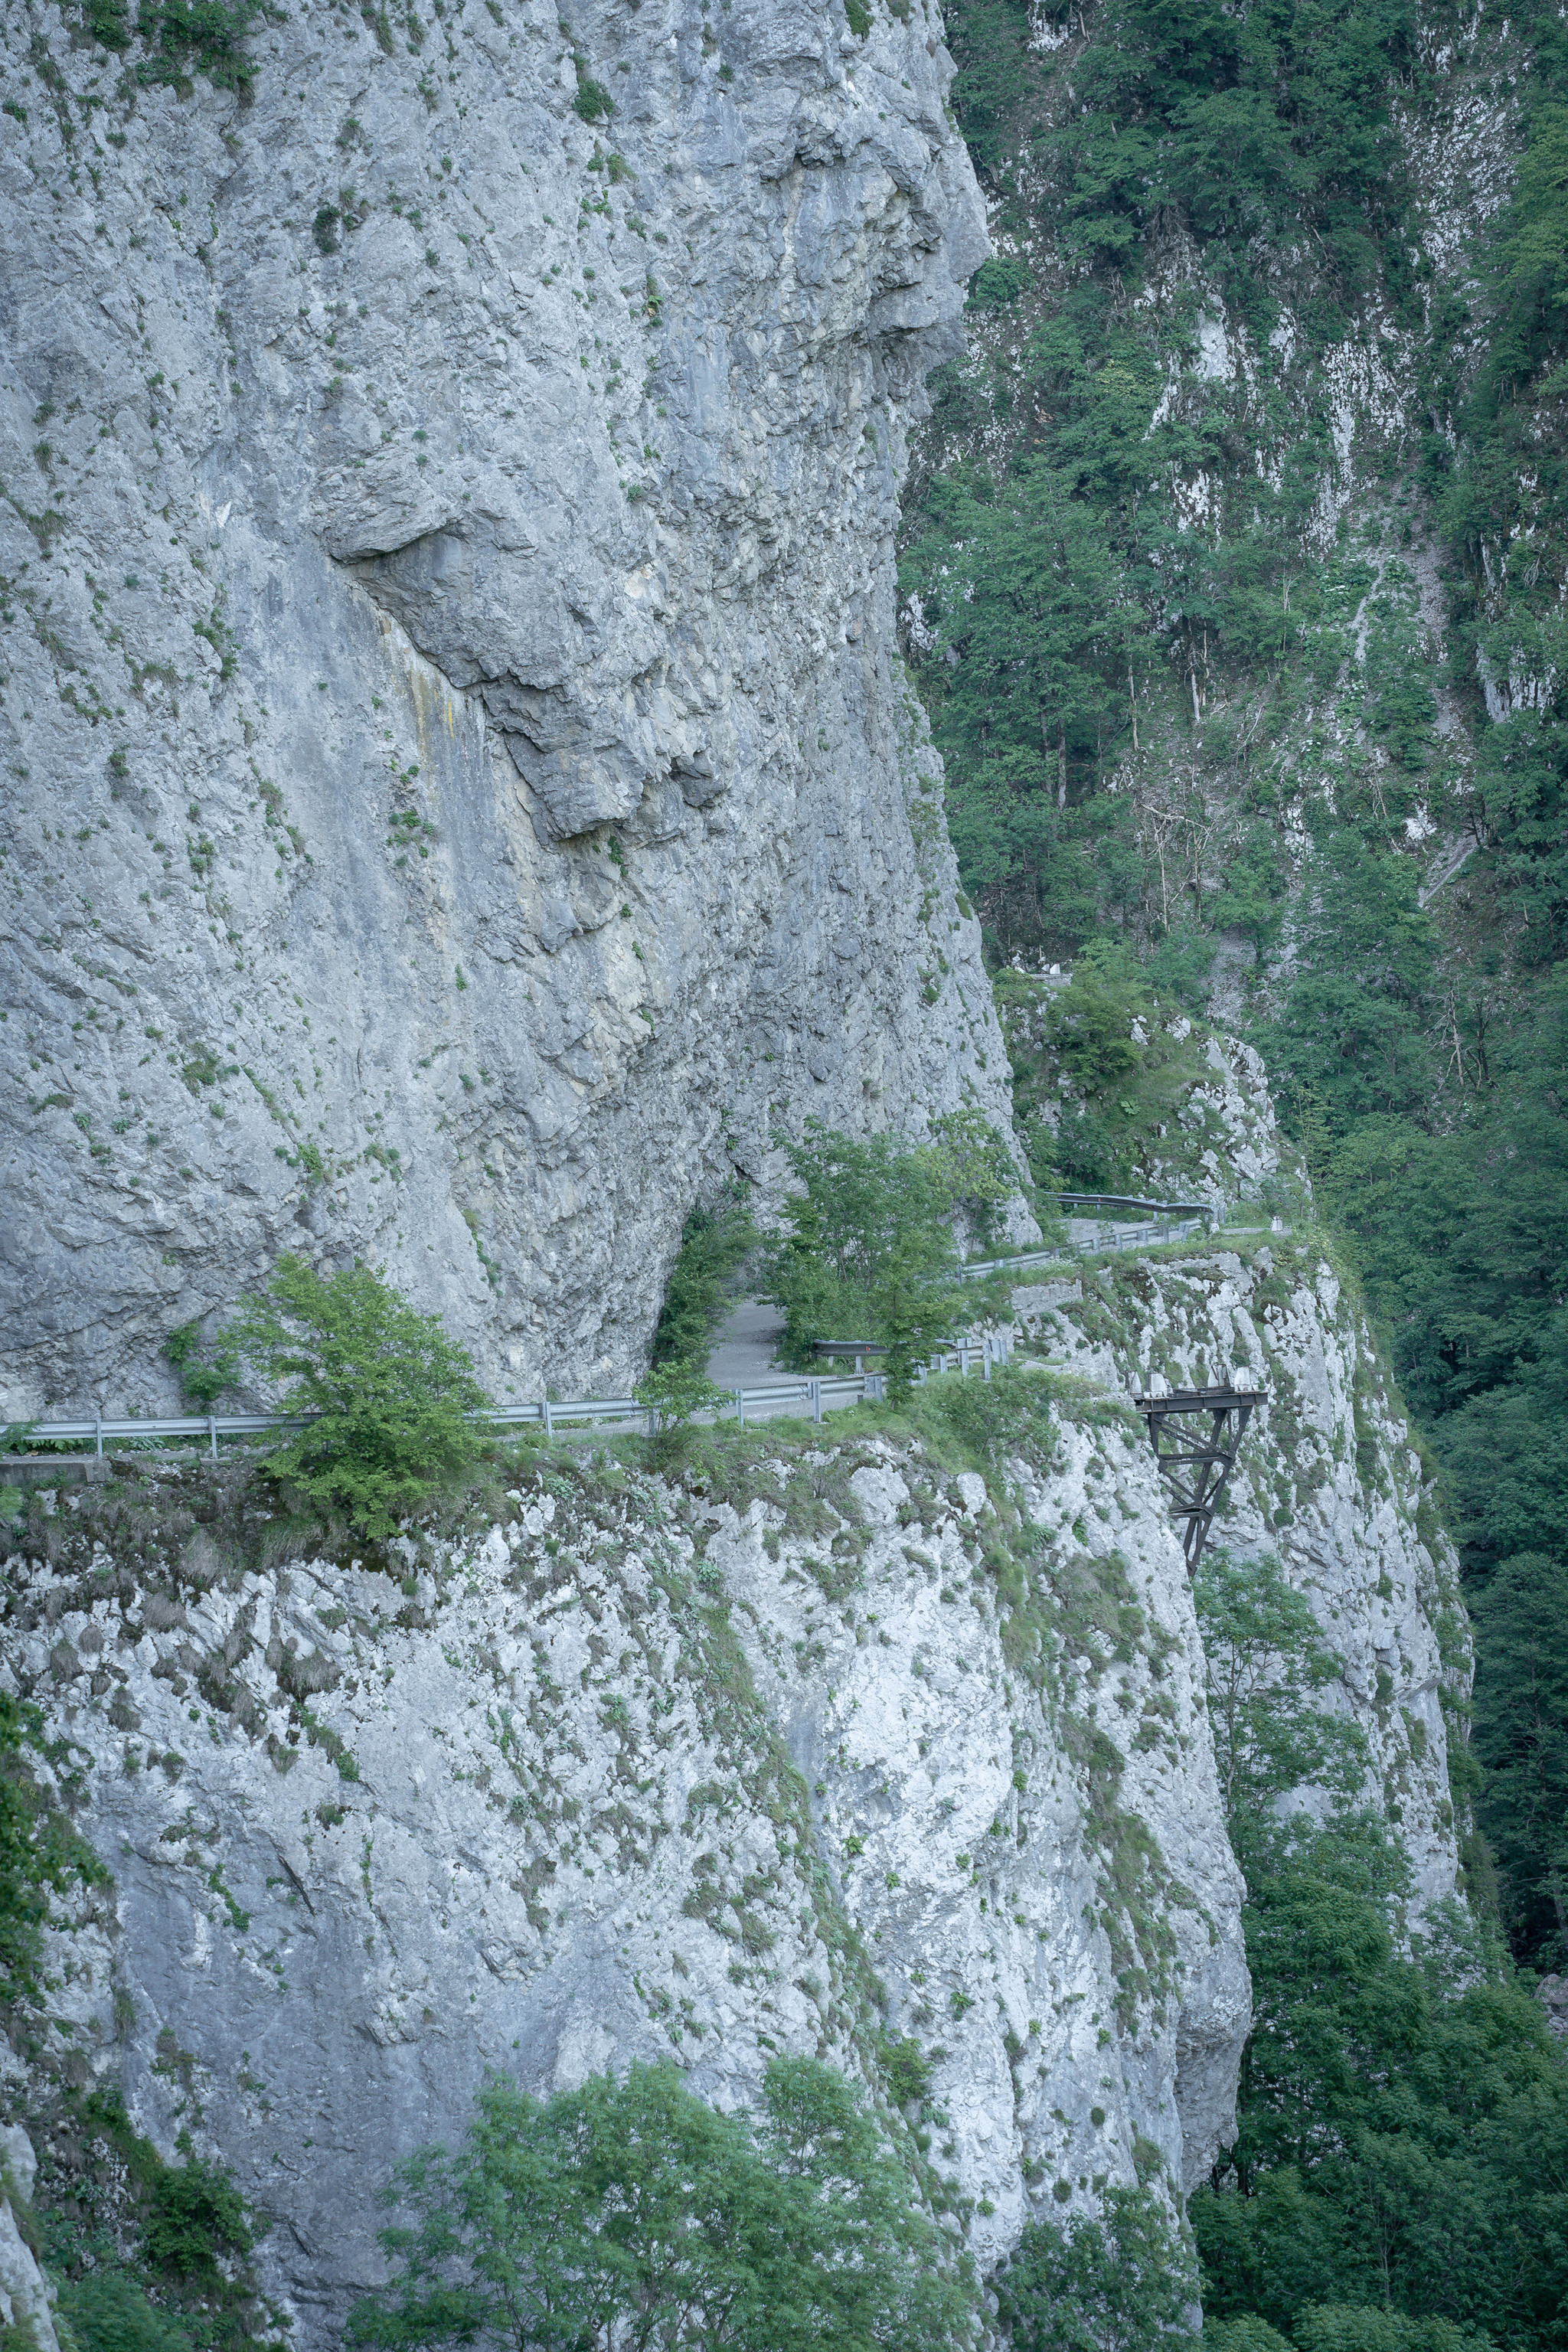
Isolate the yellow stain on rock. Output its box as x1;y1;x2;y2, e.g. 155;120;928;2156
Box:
373;607;462;766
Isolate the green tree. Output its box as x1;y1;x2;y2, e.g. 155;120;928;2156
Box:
999;2185;1199;2352
1469;1553;1568;1970
1292;2310;1496;2352
0;1692;109;2009
1263;831;1436;1138
348;2056;974;2352
1194;1550;1370;1858
228;1258;488;1537
764;1119;1014;1399
633;1361;732;1465
1194;1808;1568;2343
648;1187;755;1374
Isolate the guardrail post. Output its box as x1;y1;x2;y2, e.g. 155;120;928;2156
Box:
93;1416;102;1459
735;1388;745;1429
810;1378;822;1425
208;1414;217;1461
543;1400;553;1436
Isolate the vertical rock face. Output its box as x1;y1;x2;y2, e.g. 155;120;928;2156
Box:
8;1413;1249;2348
0;2129;63;2352
1016;1247;1469;1910
0;0;1017;1417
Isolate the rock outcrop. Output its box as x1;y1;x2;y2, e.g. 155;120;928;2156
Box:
1015;1241;1468;1909
9;1393;1249;2347
0;2128;63;2352
0;0;1018;1418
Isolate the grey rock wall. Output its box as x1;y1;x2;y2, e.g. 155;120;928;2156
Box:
1016;1245;1469;1911
0;0;1018;1418
8;1406;1246;2348
0;2128;63;2352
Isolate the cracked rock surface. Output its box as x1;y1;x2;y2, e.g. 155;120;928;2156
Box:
0;0;1021;1416
1018;1243;1468;1912
8;1403;1247;2347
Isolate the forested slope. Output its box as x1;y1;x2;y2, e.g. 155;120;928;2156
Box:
901;0;1568;1978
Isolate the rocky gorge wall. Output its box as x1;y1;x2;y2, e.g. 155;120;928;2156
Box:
2;1194;1473;2345
1014;1240;1468;1910
0;0;1019;1419
6;1390;1252;2347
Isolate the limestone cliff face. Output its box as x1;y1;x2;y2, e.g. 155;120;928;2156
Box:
0;2127;63;2352
1015;1251;1468;1911
0;0;1017;1417
8;1404;1248;2347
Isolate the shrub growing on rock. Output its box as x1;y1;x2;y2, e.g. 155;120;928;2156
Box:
228;1257;488;1537
60;2272;195;2352
0;1690;109;2007
765;1113;1016;1397
348;2054;974;2352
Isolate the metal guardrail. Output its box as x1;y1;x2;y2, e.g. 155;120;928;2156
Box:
8;1334;1016;1462
8;1200;1259;1465
1044;1193;1215;1218
963;1212;1208;1279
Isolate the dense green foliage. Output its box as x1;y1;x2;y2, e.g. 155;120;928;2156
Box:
913;0;1568;1972
228;1257;488;1537
905;0;1468;962
0;1691;108;2011
1186;1554;1568;2351
348;2055;975;2352
60;2271;198;2352
763;1114;1015;1396
649;1187;756;1373
1468;1554;1568;1966
999;2186;1197;2352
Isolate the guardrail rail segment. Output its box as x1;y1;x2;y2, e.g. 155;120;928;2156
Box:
8;1334;1016;1459
9;1199;1251;1460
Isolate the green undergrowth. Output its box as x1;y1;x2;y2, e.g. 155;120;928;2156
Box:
12;2086;279;2352
995;954;1315;1214
67;0;270;96
997;959;1223;1197
3;1367;1207;2138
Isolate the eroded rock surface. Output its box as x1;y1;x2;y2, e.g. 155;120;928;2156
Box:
1018;1245;1468;1909
8;1407;1246;2347
0;0;1019;1416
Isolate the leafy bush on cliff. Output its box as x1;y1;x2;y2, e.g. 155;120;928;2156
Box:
348;2055;974;2352
999;2185;1197;2352
765;1113;1015;1396
0;1692;109;2010
1194;1550;1370;1843
60;2270;196;2352
228;1258;488;1538
72;0;267;93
